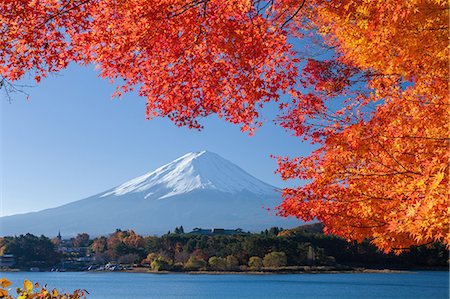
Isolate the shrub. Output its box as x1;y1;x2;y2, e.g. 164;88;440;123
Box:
185;256;207;270
208;256;227;270
226;255;239;270
248;256;263;270
263;252;287;268
150;258;171;271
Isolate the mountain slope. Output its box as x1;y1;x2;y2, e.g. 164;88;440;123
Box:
100;151;278;199
1;151;300;237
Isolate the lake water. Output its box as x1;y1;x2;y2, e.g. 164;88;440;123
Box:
1;271;448;299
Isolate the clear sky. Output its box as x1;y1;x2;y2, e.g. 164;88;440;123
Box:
1;64;314;217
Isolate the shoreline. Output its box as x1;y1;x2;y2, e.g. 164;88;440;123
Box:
125;270;412;275
2;266;429;275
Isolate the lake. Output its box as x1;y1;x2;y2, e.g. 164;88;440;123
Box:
1;271;448;299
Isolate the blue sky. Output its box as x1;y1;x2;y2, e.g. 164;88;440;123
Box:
1;64;314;216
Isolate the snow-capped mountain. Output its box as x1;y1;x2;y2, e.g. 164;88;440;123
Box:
0;151;300;237
101;151;277;199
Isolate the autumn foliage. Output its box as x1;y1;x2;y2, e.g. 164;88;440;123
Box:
1;0;448;252
0;278;86;299
275;0;449;252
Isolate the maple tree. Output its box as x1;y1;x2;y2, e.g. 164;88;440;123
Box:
1;0;448;253
274;0;449;253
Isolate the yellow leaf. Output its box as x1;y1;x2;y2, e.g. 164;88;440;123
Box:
0;278;10;288
24;279;32;293
0;288;9;297
52;288;59;296
431;171;445;190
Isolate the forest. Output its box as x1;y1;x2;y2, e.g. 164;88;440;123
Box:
1;225;447;272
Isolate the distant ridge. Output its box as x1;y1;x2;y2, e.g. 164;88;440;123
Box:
294;223;325;234
1;151;300;236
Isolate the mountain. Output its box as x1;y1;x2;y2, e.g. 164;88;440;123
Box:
100;151;278;200
0;151;300;237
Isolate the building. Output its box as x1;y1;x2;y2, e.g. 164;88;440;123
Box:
0;254;15;268
189;228;248;236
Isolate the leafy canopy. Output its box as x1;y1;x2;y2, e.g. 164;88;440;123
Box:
1;0;448;253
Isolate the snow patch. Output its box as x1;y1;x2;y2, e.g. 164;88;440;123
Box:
101;151;277;200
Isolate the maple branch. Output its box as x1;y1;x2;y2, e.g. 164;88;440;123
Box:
416;26;448;31
0;76;32;103
349;224;386;229
255;0;273;14
353;193;394;202
379;135;449;141
168;0;210;18
280;0;306;29
375;139;422;176
35;0;92;30
390;241;436;252
336;170;420;178
362;146;421;179
323;213;387;227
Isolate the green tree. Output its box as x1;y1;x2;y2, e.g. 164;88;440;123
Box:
226;255;239;270
174;226;185;234
185;256;207;270
150;258;171;271
248;256;263;271
263;252;287;268
267;227;282;237
208;256;227;271
2;234;59;268
147;253;158;261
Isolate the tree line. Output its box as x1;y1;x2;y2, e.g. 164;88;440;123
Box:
1;226;447;271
